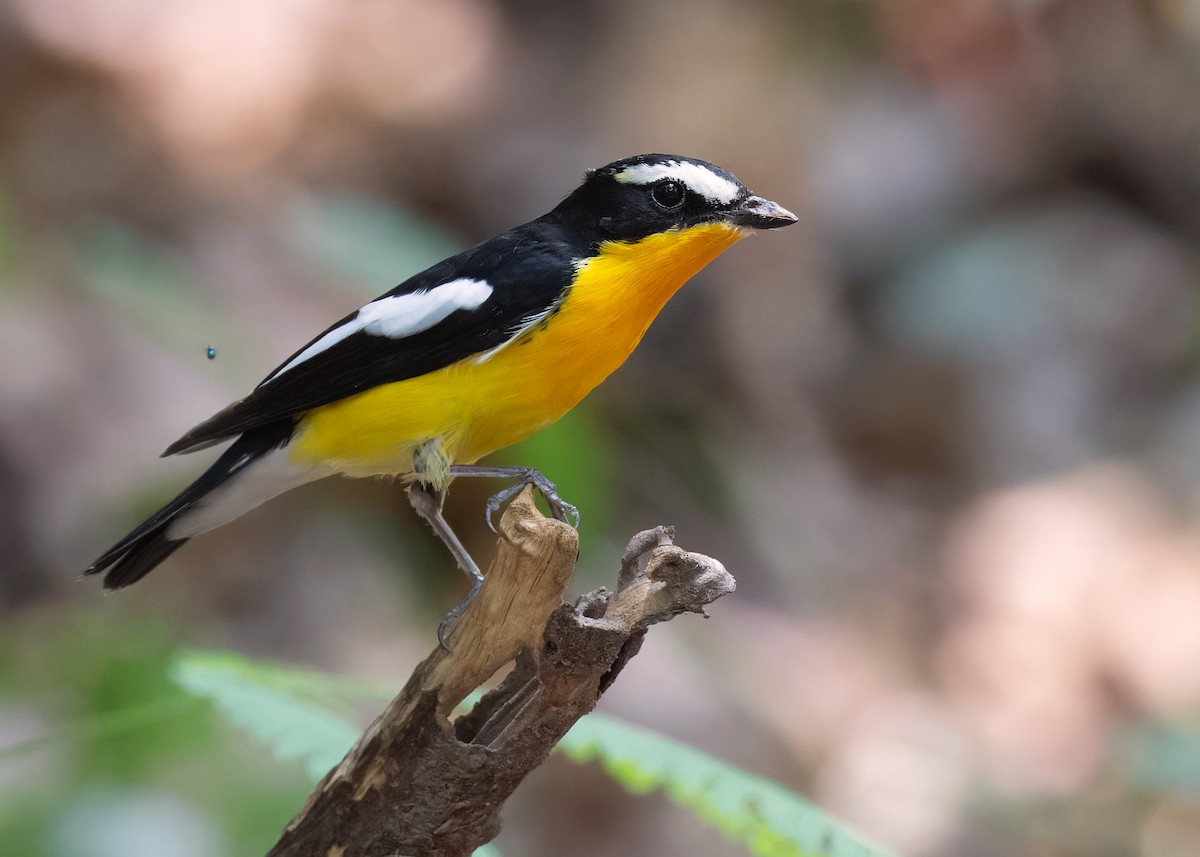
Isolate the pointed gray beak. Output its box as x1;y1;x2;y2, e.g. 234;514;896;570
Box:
728;195;798;230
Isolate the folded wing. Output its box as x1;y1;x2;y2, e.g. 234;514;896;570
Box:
164;227;575;455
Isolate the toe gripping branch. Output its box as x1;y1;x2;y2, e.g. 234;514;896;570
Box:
408;466;580;649
449;465;581;531
269;486;735;857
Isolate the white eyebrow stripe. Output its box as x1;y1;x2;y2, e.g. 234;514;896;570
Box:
613;161;741;205
266;277;493;382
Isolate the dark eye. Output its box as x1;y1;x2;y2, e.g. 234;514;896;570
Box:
651;180;686;209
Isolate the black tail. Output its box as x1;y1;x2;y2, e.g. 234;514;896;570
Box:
86;422;294;589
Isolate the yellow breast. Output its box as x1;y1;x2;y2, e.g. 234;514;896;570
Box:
288;222;744;481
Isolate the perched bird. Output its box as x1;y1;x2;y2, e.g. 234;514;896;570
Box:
86;153;796;634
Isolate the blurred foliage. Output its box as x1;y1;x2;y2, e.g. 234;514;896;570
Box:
169;648;895;857
561;711;896;857
169;651;379;783
6;1;1200;855
0;612;310;856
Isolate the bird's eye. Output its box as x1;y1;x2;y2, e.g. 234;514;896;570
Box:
651;180;686;209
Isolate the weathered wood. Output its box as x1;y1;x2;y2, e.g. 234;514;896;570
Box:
268;486;734;857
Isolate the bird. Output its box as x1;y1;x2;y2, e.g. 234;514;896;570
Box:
85;153;796;637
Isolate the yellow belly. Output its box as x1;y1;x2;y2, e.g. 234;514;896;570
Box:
288;222;743;484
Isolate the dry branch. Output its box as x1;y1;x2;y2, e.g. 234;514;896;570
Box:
268;486;735;857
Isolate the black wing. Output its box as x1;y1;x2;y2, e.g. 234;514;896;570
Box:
164;223;578;455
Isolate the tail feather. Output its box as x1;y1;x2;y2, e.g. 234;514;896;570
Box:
94;533;187;589
86;421;295;589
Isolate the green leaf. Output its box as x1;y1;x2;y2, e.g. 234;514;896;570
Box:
170;652;503;856
172;650;393;703
559;713;897;857
170;650;896;857
169;651;366;782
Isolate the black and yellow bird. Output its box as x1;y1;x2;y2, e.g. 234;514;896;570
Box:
86;153;796;632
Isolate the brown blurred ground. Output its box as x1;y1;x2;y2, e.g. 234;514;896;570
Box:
3;1;1200;855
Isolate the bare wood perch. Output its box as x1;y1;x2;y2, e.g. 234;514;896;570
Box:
267;485;735;857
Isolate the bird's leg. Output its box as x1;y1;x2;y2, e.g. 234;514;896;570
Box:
407;480;484;648
448;465;580;532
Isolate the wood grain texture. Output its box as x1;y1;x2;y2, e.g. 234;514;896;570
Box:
268;486;734;857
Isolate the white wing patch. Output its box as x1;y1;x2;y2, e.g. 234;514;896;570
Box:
267;278;493;382
613;161;741;205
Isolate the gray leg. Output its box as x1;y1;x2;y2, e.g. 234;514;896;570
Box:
408;481;484;648
448;465;580;531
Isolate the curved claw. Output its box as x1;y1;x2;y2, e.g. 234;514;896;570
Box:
550;496;580;529
483;482;525;533
481;471;581;531
523;471;579;529
437;615;456;650
438;577;482;650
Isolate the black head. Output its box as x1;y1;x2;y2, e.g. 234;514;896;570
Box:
547;153;797;243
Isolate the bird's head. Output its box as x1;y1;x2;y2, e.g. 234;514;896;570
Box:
550;153;797;242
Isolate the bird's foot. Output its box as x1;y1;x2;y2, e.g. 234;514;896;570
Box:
482;469;580;532
437;575;482;650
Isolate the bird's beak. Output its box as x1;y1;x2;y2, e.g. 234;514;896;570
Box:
728;195;798;230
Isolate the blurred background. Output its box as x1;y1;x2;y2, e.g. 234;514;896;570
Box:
2;0;1200;854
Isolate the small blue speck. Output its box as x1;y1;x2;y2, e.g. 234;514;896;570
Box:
207;346;217;360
